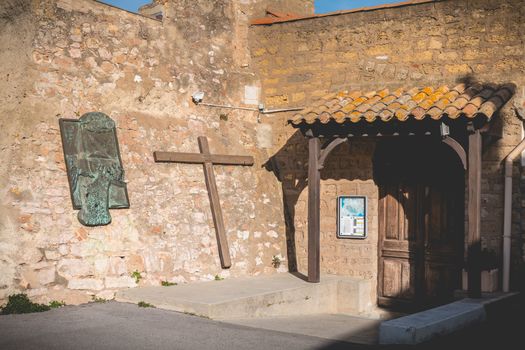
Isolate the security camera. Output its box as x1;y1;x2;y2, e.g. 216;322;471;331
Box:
192;91;205;104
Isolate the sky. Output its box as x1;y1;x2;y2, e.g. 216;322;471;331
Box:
100;0;400;14
100;0;148;12
314;0;399;13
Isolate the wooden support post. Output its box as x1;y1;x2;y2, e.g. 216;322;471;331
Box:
467;128;482;298
307;135;321;283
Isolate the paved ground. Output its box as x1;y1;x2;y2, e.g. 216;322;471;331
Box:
0;302;368;350
224;314;381;345
0;298;523;350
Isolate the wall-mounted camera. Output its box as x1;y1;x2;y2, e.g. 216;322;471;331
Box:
192;91;205;104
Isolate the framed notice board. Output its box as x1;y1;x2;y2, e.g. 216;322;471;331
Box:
337;196;367;239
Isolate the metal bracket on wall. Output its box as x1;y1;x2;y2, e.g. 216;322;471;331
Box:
191;91;303;114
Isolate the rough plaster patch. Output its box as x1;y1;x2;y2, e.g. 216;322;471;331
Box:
244;85;260;105
256;123;273;149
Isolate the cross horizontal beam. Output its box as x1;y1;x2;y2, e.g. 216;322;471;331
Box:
154;152;254;166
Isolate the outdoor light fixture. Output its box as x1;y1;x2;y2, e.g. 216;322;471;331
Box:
440;122;450;137
191;91;304;114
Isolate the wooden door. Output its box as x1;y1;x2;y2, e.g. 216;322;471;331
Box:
422;184;464;304
376;139;464;309
378;183;423;308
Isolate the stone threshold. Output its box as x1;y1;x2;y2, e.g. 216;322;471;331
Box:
379;292;520;345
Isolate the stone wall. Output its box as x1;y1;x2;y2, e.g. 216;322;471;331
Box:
251;0;525;300
0;0;318;305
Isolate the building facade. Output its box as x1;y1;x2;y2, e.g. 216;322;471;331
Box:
0;0;523;308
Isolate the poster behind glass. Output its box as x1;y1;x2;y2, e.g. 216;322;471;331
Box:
337;196;367;239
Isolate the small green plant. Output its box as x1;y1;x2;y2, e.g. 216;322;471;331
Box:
91;296;107;303
1;294;51;314
138;301;155;308
131;270;142;284
161;281;177;287
272;255;281;268
49;300;66;309
214;274;224;281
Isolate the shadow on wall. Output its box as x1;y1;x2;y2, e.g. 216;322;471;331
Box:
0;0;30;21
264;130;376;277
264;131;308;275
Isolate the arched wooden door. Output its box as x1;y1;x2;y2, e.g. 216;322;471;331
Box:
375;138;464;309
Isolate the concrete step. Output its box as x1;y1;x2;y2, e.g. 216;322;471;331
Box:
115;273;372;320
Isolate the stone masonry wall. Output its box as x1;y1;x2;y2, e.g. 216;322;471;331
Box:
0;0;316;305
251;0;525;301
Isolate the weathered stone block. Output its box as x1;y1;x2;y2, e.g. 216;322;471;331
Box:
57;259;94;279
108;256;128;276
21;248;44;265
70;241;100;258
44;250;60;260
95;290;116;301
68;278;104;291
126;255;145;273
105;276;136;289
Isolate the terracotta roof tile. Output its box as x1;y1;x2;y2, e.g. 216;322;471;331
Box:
379;109;394;121
411;106;426;120
395;108;410;121
427;106;444;120
454;83;466;91
288;84;515;126
372;102;387;113
444;106;461;119
451;96;470;110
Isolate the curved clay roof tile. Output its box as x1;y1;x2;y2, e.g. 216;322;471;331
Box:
379;109;395;122
287;84;514;126
444;106;461;119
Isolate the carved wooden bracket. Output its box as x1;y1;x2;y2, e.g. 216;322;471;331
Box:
442;135;467;170
318;137;348;170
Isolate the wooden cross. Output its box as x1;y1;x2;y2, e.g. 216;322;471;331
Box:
154;136;254;269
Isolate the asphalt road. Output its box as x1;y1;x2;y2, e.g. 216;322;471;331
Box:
0;302;366;350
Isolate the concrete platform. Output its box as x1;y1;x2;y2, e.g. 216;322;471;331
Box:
379;292;519;345
116;273;372;320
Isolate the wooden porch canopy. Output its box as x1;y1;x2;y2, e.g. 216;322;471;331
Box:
288;83;515;298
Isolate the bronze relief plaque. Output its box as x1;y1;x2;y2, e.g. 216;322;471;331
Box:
59;112;129;226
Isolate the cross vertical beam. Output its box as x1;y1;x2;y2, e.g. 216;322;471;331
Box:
467;128;482;298
307;135;321;283
198;136;231;269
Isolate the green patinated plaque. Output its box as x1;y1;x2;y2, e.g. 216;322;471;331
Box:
59;112;129;226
